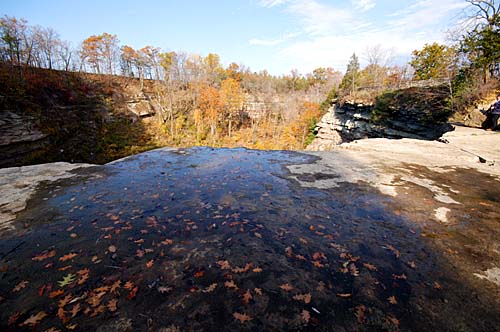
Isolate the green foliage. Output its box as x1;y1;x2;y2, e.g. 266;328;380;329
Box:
372;86;452;124
320;87;338;111
410;43;456;80
339;53;360;95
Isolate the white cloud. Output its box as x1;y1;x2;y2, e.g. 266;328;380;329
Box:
249;32;301;46
351;0;376;12
255;0;466;73
259;0;289;8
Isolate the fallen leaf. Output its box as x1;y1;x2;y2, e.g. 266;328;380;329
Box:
58;273;76;287
224;280;238;290
49;289;64;298
252;267;263;273
254;232;262;238
13;280;29;292
58;294;73;308
279;283;294;292
194;270;205;278
384;245;400;258
313;261;324;268
202;283;217;293
7;312;20;325
70;303;81;318
293;293;312;304
217;260;231;270
388;295;398;304
146;260;154;268
123;281;134;290
337;293;352;298
232;263;252;273
59;253;78;262
107;299;118;312
254;287;262;295
127;286;138;300
386;315;400;327
57;307;68;323
233;312;252;323
110;280;121;293
312;252;327;261
434;281;442;290
363;263;378;271
32;249;56;262
66;323;78;330
355;305;366;324
158;286;172;294
301;309;310;323
108;245;117;253
242;289;253;305
19;311;47;326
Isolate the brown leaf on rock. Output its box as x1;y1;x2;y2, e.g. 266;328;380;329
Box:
385;244;400;258
19;311;47;327
58;294;73;308
8;312;21;325
107;299;118;312
108;245;117;253
233;312;252;323
285;247;293;257
202;283;217;293
224;280;238;290
355;305;366;324
32;249;56;261
388;296;398;304
232;263;252;273
337;293;352;298
127;286;138;300
254;288;262;295
293;293;312;304
252;267;263;273
279;283;294;292
49;289;64;298
194;270;205;278
13;280;29;292
242;289;253;305
363;263;378;271
70;303;81;318
301;309;311;323
57;307;68;323
217;260;231;270
312;252;327;261
59;253;78;262
110;280;121;293
146;260;154;268
123;281;134;290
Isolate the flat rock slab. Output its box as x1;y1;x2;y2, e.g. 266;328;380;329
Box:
0;128;499;331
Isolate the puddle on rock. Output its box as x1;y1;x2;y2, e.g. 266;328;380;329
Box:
0;148;499;332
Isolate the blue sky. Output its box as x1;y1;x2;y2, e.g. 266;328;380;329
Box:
1;0;468;75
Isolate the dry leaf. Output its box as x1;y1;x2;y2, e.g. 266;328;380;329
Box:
217;260;231;270
232;263;252;273
233;312;252;323
110;280;121;293
146;260;154;268
7;312;20;325
108;245;117;253
224;280;238;290
13;280;29;292
388;296;398;304
363;263;378;271
301;309;310;323
279;283;294;292
254;232;262;238
194;270;205;278
252;267;263;273
123;281;134;290
337;293;352;298
293;293;312;304
57;307;68;323
107;299;118;312
202;283;217;293
242;289;253;305
59;253;78;262
32;249;56;262
127;286;138;300
70;303;81;318
254;288;262;295
19;311;47;326
49;289;64;298
355;305;366;323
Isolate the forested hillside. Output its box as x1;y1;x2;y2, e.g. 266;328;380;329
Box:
0;0;499;167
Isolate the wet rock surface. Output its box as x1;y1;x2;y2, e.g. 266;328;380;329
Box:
0;132;499;331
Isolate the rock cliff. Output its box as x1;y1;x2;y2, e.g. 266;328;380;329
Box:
308;101;453;151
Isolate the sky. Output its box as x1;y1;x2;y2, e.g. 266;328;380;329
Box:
1;0;469;75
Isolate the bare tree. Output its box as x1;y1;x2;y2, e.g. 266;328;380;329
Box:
465;0;500;30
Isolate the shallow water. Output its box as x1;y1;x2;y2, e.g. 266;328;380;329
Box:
0;147;499;331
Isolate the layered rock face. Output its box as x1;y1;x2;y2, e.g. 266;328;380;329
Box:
308;102;453;151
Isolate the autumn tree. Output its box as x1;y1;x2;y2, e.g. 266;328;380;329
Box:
220;78;244;137
203;53;223;85
81;33;119;74
198;85;223;142
0;16;28;65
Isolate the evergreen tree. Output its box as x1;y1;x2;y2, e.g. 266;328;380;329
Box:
339;53;360;96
